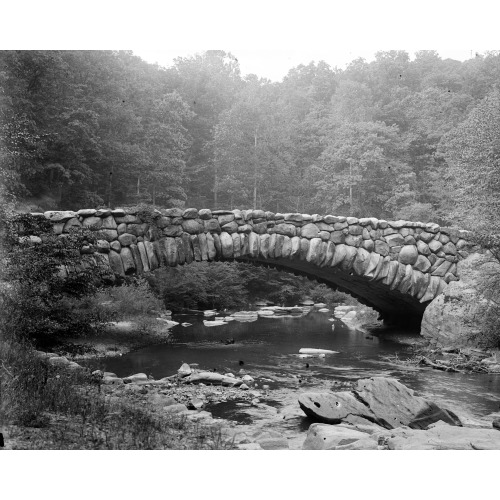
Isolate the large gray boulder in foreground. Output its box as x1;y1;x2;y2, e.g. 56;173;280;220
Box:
384;422;500;450
299;377;461;429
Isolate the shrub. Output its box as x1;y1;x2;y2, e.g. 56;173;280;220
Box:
93;278;164;318
0;212;110;344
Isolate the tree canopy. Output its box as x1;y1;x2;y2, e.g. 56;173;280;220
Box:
2;49;500;229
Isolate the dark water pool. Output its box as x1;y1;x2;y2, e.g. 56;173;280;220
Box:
101;310;500;417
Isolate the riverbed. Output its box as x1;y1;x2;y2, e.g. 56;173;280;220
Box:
101;309;500;434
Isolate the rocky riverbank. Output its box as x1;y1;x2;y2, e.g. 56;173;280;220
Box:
382;342;500;374
9;349;497;450
48;316;174;360
299;376;500;449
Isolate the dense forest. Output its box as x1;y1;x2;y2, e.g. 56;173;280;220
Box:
1;49;499;233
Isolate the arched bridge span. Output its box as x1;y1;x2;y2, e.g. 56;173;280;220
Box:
34;207;477;323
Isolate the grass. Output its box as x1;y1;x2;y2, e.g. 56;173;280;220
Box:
0;339;235;449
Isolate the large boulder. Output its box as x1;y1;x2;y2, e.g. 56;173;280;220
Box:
354;377;461;429
299;377;461;430
384;422;500;450
421;252;499;347
298;391;376;424
303;424;371;450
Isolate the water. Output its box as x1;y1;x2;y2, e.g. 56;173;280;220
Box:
102;310;500;421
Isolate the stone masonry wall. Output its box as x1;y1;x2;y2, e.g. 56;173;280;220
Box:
29;207;478;312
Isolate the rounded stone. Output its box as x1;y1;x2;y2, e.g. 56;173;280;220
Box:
398;245;419;265
301;223;320;239
183;208;199;219
198;209;212;220
118;233;136;246
181;219;204;234
110;240;121;252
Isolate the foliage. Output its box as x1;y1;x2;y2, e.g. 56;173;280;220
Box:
0;212;110;343
439;89;500;231
92;278;164;318
3;49;500;222
151;261;250;310
465;233;500;348
149;260;353;311
0;340;234;449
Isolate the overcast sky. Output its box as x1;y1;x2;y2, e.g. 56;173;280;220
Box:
133;48;478;82
3;1;497;85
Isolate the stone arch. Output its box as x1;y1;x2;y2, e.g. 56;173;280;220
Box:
33;207;478;324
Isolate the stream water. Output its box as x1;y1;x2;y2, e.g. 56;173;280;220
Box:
102;310;500;428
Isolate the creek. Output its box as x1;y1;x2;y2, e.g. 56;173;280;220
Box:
102;309;500;431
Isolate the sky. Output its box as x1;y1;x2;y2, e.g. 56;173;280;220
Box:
133;48;478;82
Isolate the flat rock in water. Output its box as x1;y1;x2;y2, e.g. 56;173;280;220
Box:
299;348;338;354
203;320;226;327
156;318;179;327
184;372;242;386
257;310;275;316
303;423;371;450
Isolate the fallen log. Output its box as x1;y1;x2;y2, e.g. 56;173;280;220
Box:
419;357;463;373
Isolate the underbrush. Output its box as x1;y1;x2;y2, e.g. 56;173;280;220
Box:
92;278;164;319
0;340;233;449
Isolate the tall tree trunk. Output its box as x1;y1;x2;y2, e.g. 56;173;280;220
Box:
107;168;113;207
214;163;218;209
349;161;353;214
253;131;258;209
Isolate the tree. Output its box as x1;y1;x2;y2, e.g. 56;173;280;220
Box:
439;88;500;231
172;51;243;207
311;121;413;218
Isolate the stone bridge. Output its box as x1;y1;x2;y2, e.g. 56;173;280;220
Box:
35;207;477;324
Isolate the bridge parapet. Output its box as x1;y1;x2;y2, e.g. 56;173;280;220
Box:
25;207;478;321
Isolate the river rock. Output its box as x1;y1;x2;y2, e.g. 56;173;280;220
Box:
177;363;192;377
384;422;500;450
355;377;461;429
421;252;500;346
303;423;371;450
163;403;189;414
257;437;289;450
299;391;375;424
184;372;242;386
103;376;124;385
47;356;70;367
123;373;148;384
299;377;461;429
